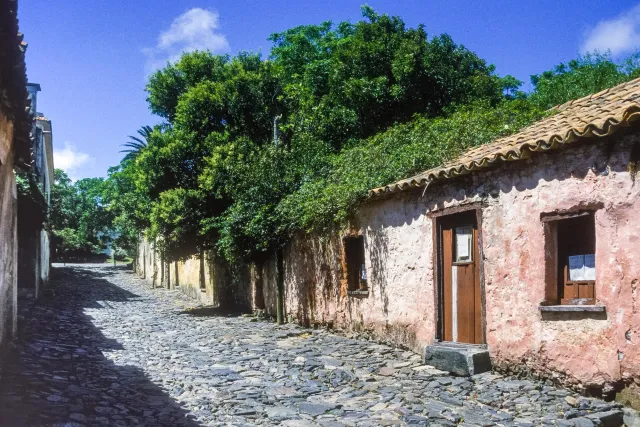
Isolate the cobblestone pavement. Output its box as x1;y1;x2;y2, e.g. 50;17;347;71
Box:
0;265;625;426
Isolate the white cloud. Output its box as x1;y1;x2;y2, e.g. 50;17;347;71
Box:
144;8;230;72
54;142;93;180
581;3;640;56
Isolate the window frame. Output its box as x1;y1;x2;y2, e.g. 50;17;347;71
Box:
542;211;597;306
343;235;368;295
454;225;474;264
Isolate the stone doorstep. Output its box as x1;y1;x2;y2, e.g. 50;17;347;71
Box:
423;342;491;377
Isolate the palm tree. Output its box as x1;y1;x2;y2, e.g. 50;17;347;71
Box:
120;125;153;162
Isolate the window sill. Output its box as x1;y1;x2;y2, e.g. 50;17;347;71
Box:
538;305;605;313
347;290;369;297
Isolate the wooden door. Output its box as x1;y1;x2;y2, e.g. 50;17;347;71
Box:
440;211;484;344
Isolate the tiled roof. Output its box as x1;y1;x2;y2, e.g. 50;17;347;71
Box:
0;1;32;168
369;77;640;197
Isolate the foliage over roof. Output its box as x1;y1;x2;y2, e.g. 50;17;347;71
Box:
370;76;640;197
95;7;640;264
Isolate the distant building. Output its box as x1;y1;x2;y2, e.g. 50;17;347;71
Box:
18;83;54;299
0;0;32;351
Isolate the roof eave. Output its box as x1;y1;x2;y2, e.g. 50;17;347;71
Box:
368;95;640;199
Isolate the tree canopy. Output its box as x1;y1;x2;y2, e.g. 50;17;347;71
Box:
50;169;114;258
82;7;640;266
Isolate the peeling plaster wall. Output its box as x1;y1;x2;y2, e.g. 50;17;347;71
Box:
17;119;53;299
255;204;436;353
40;231;50;285
474;134;640;390
171;254;216;305
0;112;18;351
266;133;640;390
132;132;640;390
37;118;53;287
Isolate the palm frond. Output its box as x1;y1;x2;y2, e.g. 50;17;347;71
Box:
138;125;153;139
126;136;147;146
119;125;153;162
121;141;146;150
121;152;139;162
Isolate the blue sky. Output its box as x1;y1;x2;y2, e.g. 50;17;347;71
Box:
18;0;640;180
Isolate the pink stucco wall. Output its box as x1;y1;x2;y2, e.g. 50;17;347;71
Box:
133;131;640;391
476;133;640;390
271;132;640;390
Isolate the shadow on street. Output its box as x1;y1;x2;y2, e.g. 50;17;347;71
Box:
0;266;201;426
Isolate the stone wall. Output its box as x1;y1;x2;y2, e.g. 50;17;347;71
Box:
246;196;435;351
135;239;249;308
0;111;18;351
0;1;30;355
133;132;640;392
256;133;640;393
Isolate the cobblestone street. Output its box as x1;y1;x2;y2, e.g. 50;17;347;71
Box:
0;265;625;426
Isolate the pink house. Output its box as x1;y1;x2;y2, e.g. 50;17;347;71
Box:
138;78;640;400
273;77;640;397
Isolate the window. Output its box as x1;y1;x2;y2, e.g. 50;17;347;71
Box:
543;212;596;305
455;226;473;263
199;249;206;291
344;236;367;293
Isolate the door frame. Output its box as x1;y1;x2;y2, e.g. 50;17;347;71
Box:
429;203;487;344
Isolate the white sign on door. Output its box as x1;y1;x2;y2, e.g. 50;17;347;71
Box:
455;226;473;262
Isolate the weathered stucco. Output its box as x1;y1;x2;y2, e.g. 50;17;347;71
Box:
135;239;238;307
259;132;640;391
267;204;436;352
134;131;640;393
473;133;640;392
0;111;18;351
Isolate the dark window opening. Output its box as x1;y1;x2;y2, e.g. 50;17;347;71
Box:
544;212;596;305
344;236;367;292
174;262;180;287
199;249;206;291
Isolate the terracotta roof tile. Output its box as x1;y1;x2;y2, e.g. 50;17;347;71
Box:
1;3;31;168
369;77;640;197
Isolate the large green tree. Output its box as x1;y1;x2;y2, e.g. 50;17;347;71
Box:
270;6;513;150
103;7;640;266
50;169;114;258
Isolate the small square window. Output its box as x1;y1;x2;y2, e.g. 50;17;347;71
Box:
543;212;596;305
557;214;595;304
344;236;367;292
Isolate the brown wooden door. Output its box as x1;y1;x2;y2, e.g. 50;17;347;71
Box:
440;211;484;344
